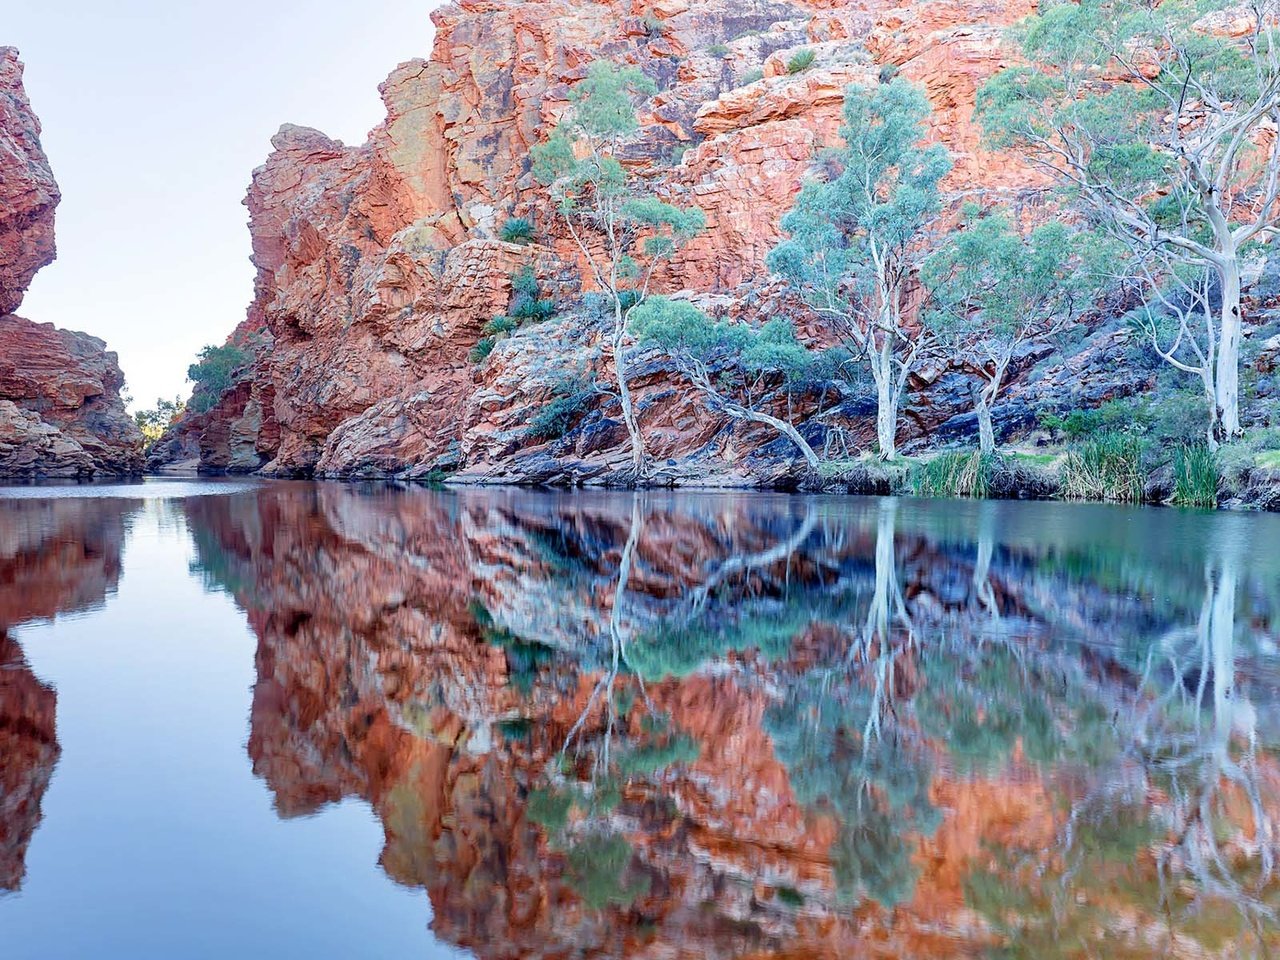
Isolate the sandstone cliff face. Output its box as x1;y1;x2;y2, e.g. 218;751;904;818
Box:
158;0;1084;481
0;48;143;479
0;48;59;318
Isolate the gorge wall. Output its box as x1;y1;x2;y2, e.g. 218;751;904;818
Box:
0;47;142;480
156;0;1155;484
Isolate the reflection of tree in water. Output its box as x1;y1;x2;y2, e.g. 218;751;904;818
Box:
173;484;1280;957
958;536;1280;957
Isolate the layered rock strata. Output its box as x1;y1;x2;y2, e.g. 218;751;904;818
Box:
153;0;1124;482
0;47;142;479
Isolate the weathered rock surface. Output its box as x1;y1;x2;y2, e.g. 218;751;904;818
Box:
0;48;58;317
151;0;1271;487
149;0;1056;481
0;48;142;479
0;318;144;478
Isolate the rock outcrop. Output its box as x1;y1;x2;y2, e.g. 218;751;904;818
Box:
147;0;1058;481
0;48;142;479
150;0;1272;483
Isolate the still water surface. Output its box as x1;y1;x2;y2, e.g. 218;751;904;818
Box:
1;480;1278;958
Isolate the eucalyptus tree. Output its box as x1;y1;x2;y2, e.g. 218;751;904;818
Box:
627;296;823;469
531;61;706;478
977;0;1280;442
922;205;1087;454
768;79;953;460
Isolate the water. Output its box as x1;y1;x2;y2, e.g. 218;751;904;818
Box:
1;481;1278;958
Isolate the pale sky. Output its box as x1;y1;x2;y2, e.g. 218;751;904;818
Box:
8;1;440;410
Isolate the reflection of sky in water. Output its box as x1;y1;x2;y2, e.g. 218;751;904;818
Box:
0;484;1277;959
1;498;463;960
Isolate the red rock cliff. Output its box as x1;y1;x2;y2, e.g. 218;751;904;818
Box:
155;0;1056;481
0;47;143;479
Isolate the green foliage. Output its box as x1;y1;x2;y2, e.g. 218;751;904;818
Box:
527;786;574;832
765;676;940;907
134;395;186;444
708;43;730;58
629;296;811;381
775;886;805;908
740;67;764;86
499;216;536;244
922;204;1085;357
616;734;700;776
564;834;650;909
187;344;247;413
1063;431;1145;503
508;266;556;324
641;12;667;38
1038;398;1144;441
1172;443;1219;508
786;48;816;74
473;267;556;362
768;79;951;316
627;606;811;681
526;377;597;441
469;336;497;363
911;450;997;499
483;315;519;336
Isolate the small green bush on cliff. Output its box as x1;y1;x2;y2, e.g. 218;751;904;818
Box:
471;267;556;365
527;378;597;442
786;49;816;74
500;217;536;245
469;336;497;363
187;344;247;413
642;13;668;38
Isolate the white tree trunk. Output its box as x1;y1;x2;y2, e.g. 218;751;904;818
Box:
873;344;897;460
1214;255;1243;440
613;300;647;478
975;389;996;455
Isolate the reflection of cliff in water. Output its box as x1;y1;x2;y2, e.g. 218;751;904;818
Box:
184;485;1280;958
0;497;135;892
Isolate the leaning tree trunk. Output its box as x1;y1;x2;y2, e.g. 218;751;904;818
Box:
1214;254;1243;441
613;300;647;479
974;387;996;456
719;398;822;470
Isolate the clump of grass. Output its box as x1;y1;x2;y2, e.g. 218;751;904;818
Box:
787;49;816;74
708;43;730;58
642;12;667;37
912;450;996;499
482;314;518;336
469;336;497;363
1063;432;1144;503
1172;443;1219;507
499;217;536;245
